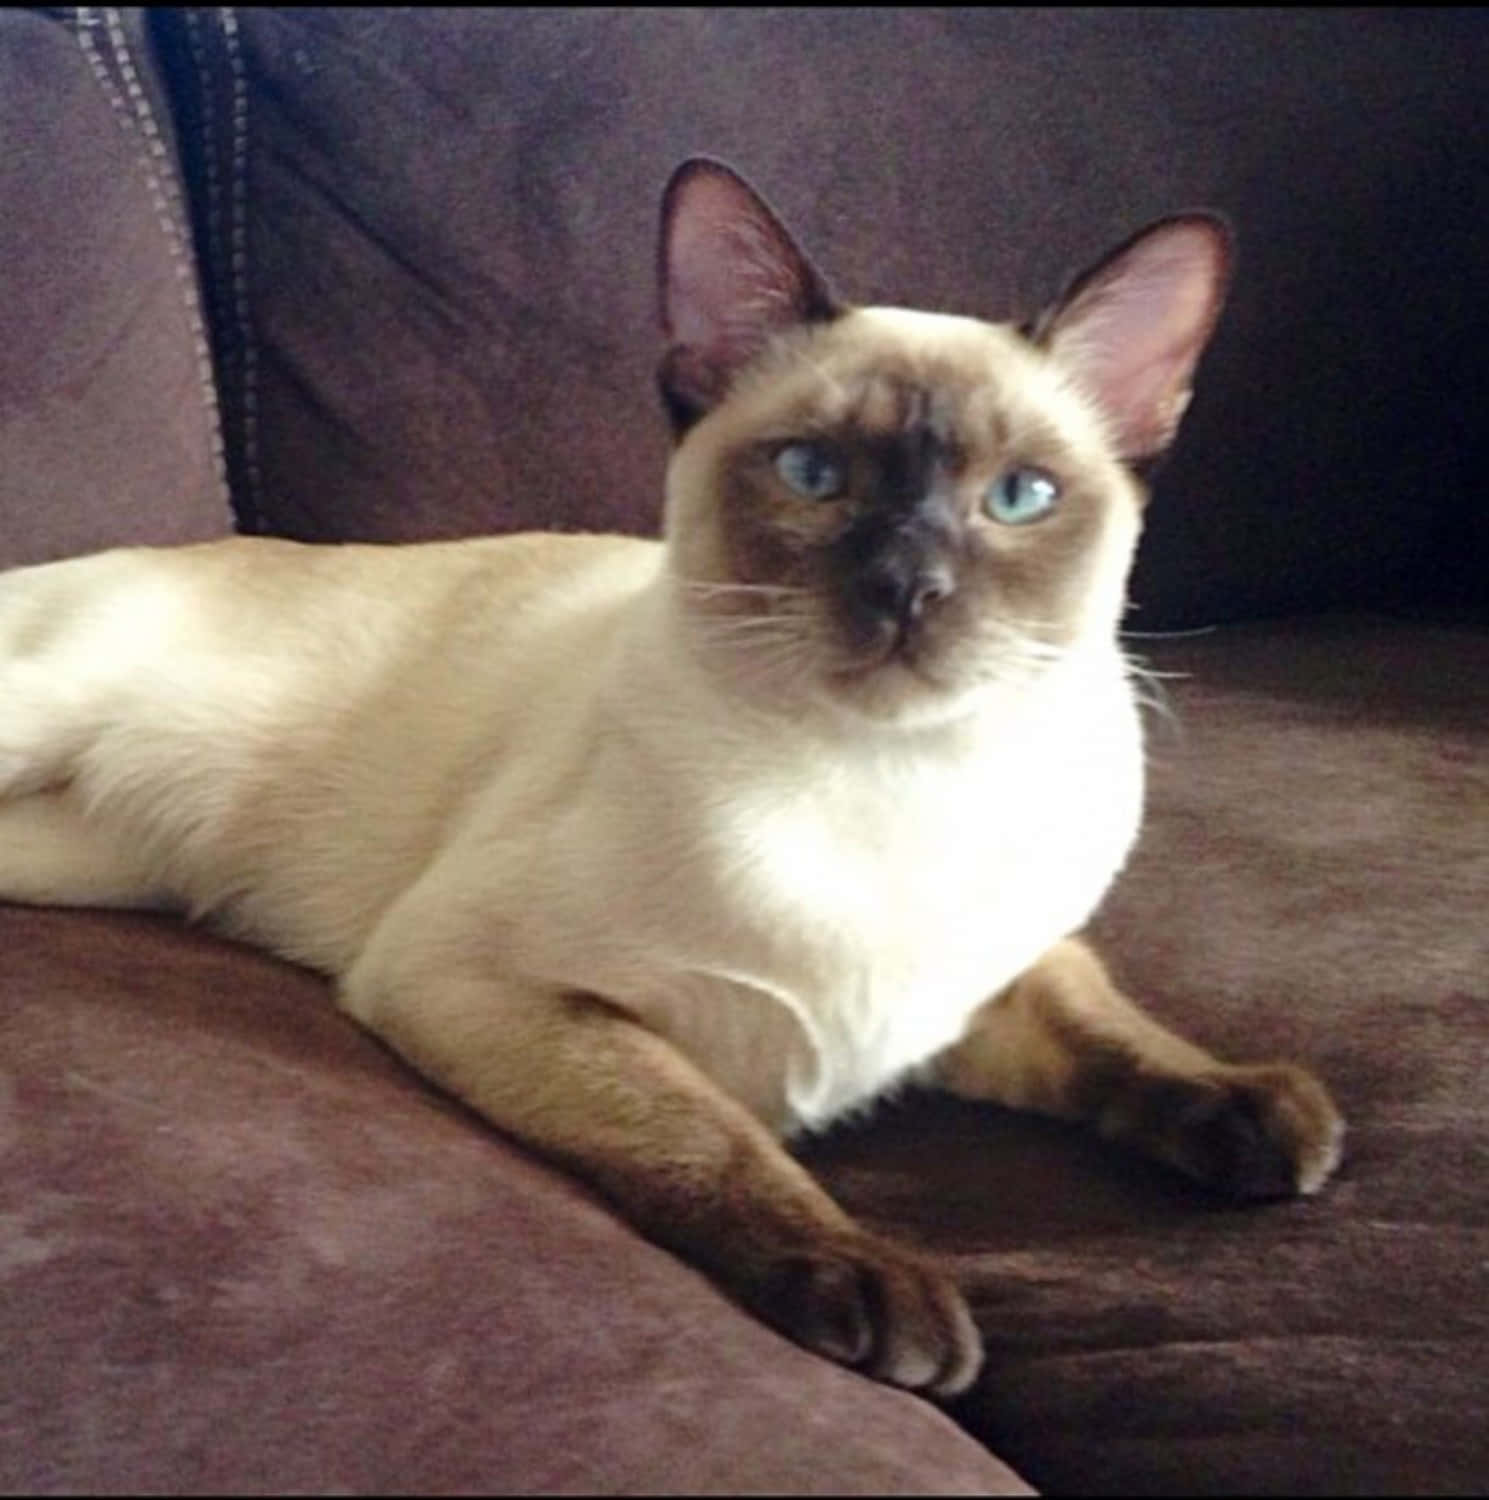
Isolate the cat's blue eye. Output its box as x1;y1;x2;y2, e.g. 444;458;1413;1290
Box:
774;441;845;501
985;466;1060;525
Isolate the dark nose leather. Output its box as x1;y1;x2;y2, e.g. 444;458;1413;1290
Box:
852;537;957;637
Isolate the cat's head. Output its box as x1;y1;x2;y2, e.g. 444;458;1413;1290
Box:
656;157;1229;730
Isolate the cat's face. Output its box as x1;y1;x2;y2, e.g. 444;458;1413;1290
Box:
656;159;1229;728
664;306;1144;726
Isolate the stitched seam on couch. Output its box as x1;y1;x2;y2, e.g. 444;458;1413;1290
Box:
219;5;262;534
182;10;225;414
65;5;231;517
174;5;258;536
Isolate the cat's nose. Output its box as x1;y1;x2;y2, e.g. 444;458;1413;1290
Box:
855;554;956;630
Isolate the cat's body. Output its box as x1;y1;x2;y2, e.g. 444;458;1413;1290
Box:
0;161;1343;1394
2;525;1140;1135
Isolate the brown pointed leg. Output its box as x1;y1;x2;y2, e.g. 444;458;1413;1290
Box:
931;937;1344;1198
340;952;981;1396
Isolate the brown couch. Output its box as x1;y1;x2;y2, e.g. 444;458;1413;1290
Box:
3;9;1486;1493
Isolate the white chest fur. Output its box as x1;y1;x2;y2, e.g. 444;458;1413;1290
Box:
495;633;1146;1135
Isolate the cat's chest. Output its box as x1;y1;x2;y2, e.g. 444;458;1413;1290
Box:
751;728;1136;1109
585;669;1145;1130
731;762;1022;974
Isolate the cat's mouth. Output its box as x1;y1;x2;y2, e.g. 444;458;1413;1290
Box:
821;610;1069;722
826;618;953;694
677;574;969;718
866;623;934;674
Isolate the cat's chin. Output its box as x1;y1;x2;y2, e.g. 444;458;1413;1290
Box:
812;655;992;733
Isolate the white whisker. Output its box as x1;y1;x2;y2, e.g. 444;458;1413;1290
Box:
681;579;810;601
1121;650;1185;736
1119;625;1218;641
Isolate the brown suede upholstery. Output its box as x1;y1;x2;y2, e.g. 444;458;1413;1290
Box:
0;8;230;564
3;8;1486;1494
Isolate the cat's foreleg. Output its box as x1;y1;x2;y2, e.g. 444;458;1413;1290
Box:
341;918;983;1395
931;937;1344;1198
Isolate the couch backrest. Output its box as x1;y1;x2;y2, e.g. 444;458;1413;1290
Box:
11;11;1487;626
0;8;233;569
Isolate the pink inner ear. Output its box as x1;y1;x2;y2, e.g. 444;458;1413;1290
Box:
659;161;835;406
667;204;798;358
1045;220;1228;461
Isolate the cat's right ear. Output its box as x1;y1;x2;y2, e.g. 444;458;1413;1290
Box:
657;158;841;433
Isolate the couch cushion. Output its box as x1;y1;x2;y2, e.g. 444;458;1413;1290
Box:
801;614;1489;1494
0;9;231;568
161;8;1489;623
0;904;1029;1496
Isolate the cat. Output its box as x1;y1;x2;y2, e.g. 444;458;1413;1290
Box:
0;157;1343;1395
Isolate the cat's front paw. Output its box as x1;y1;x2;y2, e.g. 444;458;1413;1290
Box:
1151;1061;1345;1200
749;1233;983;1396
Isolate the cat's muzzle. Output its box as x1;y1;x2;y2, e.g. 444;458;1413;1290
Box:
838;529;958;667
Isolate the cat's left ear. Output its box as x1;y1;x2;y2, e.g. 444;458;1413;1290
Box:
1034;214;1232;463
657;157;842;431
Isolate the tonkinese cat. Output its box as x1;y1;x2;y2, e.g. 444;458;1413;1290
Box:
0;159;1343;1394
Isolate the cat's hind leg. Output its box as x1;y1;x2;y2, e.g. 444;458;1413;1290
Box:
931;937;1344;1198
0;658;92;802
0;554;121;800
0;790;169;911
